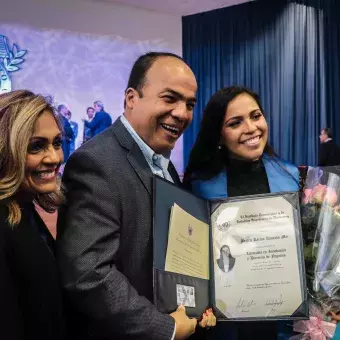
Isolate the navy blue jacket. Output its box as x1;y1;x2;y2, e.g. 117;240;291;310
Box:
84;110;112;137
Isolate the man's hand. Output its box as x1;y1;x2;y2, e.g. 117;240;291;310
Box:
170;305;197;340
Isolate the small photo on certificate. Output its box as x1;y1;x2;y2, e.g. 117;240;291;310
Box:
216;245;235;273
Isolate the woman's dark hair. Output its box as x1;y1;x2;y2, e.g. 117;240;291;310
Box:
221;245;231;255
183;86;275;185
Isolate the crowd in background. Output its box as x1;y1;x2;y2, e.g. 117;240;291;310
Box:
56;100;112;165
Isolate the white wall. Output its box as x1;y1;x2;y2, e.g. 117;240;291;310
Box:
0;0;182;53
0;0;185;173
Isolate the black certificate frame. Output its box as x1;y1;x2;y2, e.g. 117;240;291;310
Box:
152;176;308;321
210;192;308;321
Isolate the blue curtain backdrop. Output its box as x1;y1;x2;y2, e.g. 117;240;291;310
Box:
182;0;340;167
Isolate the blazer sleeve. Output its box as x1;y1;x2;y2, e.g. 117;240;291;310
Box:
56;148;175;340
84;113;101;130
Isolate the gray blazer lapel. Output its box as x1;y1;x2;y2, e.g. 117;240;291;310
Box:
112;118;152;196
127;144;152;196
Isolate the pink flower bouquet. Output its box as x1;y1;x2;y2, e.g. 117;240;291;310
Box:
296;167;340;339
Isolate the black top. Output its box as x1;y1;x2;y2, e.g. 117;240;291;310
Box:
227;158;277;340
227;158;270;197
318;140;340;166
0;201;68;340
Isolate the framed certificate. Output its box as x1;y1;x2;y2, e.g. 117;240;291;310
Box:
153;176;308;321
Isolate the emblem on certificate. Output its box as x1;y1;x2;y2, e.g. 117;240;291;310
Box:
153;176;308;321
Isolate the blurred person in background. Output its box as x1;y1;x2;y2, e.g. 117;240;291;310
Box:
65;110;78;154
83;100;112;137
83;106;95;143
57;104;74;163
318;128;340;166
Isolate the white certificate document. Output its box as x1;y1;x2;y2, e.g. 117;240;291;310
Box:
211;196;303;318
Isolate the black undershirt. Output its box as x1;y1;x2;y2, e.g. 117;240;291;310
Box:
227;158;270;197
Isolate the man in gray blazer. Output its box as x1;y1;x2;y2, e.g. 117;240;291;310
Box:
57;52;214;340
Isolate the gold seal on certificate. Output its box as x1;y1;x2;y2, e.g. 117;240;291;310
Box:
211;195;303;318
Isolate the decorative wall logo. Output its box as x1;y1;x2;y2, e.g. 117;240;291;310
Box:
0;35;27;93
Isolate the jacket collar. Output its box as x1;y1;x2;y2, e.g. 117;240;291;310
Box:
111;118;180;195
191;154;299;200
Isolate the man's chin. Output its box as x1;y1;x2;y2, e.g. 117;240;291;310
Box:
153;143;175;156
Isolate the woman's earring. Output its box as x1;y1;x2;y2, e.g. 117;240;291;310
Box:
218;145;222;150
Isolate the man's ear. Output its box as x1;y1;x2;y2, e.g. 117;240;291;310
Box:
125;88;140;109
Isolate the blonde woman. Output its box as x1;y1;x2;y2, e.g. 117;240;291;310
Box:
0;90;68;339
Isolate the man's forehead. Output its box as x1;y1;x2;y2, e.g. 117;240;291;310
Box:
142;62;196;98
146;57;195;82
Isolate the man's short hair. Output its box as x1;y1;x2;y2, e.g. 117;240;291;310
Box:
94;101;104;110
124;52;186;108
323;128;332;138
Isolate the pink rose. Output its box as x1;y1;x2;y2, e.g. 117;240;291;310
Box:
302;188;313;205
311;184;327;204
325;188;338;206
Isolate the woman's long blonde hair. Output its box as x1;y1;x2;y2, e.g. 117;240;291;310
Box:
0;90;63;226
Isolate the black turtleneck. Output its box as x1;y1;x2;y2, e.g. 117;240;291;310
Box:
227;158;270;197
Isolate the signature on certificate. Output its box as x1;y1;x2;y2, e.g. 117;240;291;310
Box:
236;298;257;313
265;294;286;313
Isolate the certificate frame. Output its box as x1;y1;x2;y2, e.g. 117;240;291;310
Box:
210;192;308;322
152;176;308;321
